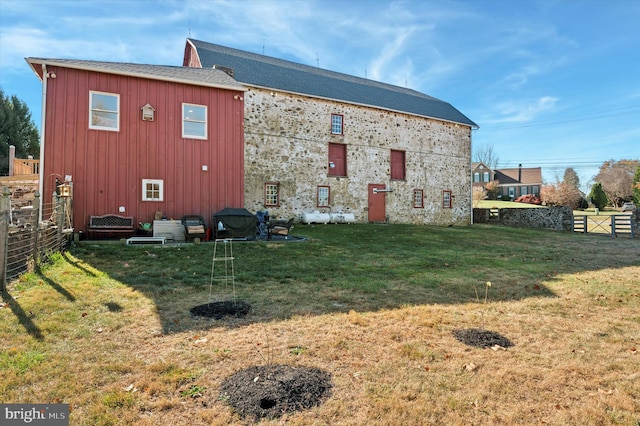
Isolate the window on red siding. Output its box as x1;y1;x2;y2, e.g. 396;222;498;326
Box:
182;103;207;139
328;143;347;177
390;150;406;180
142;179;163;201
89;91;120;131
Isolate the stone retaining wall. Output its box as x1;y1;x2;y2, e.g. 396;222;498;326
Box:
473;207;573;231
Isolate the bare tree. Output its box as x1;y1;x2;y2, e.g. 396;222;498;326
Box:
595;159;638;207
541;167;583;208
541;182;582;208
473;144;499;169
563;167;580;189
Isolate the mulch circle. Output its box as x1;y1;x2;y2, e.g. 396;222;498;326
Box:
452;328;514;349
220;364;332;420
189;300;251;320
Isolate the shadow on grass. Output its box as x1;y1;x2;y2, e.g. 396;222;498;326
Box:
35;265;76;302
66;224;639;334
1;290;44;341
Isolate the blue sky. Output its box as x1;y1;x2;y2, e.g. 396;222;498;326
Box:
1;0;639;190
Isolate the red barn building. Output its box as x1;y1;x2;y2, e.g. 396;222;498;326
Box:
26;58;246;235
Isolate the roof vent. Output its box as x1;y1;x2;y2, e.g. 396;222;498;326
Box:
213;64;234;77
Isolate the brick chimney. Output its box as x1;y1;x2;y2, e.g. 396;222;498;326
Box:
518;164;523;183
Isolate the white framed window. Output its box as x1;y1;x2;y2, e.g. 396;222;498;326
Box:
483;171;490;182
89;91;119;131
442;190;452;208
182;103;207;139
331;114;343;135
413;189;424;208
473;172;480;182
317;185;330;207
142;179;163;201
508;187;515;199
264;182;279;207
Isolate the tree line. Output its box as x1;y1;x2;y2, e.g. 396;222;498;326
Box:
541;160;639;209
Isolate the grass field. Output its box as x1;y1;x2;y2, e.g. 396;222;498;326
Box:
1;224;639;425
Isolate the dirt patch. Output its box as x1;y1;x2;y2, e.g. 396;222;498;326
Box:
220;364;332;420
189;300;251;319
452;328;514;349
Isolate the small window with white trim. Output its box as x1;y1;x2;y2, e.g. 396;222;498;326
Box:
89;91;119;131
182;103;207;139
317;185;330;207
413;189;424;208
142;179;163;201
331;114;343;135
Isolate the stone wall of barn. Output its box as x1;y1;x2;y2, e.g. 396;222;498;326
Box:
243;88;473;225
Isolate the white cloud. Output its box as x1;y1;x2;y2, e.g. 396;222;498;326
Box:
483;96;560;124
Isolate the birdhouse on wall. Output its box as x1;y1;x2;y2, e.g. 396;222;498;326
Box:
141;103;155;121
58;184;72;197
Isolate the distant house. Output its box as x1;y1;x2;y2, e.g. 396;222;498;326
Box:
472;162;542;200
26;58;247;234
184;39;477;225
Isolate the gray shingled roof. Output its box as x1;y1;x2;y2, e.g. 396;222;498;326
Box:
26;57;247;92
188;38;477;128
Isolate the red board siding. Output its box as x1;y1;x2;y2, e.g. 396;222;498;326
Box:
41;66;245;233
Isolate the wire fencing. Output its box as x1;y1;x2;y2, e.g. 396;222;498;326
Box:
1;188;73;291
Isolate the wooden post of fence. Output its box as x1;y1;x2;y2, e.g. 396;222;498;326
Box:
31;191;40;270
1;187;11;291
55;193;64;247
611;215;616;238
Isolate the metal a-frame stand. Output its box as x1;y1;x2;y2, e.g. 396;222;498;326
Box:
209;238;236;304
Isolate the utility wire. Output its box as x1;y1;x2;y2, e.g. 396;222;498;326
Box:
479;105;640;130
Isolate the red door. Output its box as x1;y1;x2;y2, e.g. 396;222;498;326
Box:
368;184;386;223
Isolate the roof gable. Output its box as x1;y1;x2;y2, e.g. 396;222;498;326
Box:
472;162;494;173
186;38;477;128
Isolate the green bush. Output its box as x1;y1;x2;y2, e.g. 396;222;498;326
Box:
589;183;608;209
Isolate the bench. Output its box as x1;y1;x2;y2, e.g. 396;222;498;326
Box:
267;218;294;239
88;214;135;239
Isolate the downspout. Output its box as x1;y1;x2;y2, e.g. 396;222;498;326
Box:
469;129;474;225
38;64;48;223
